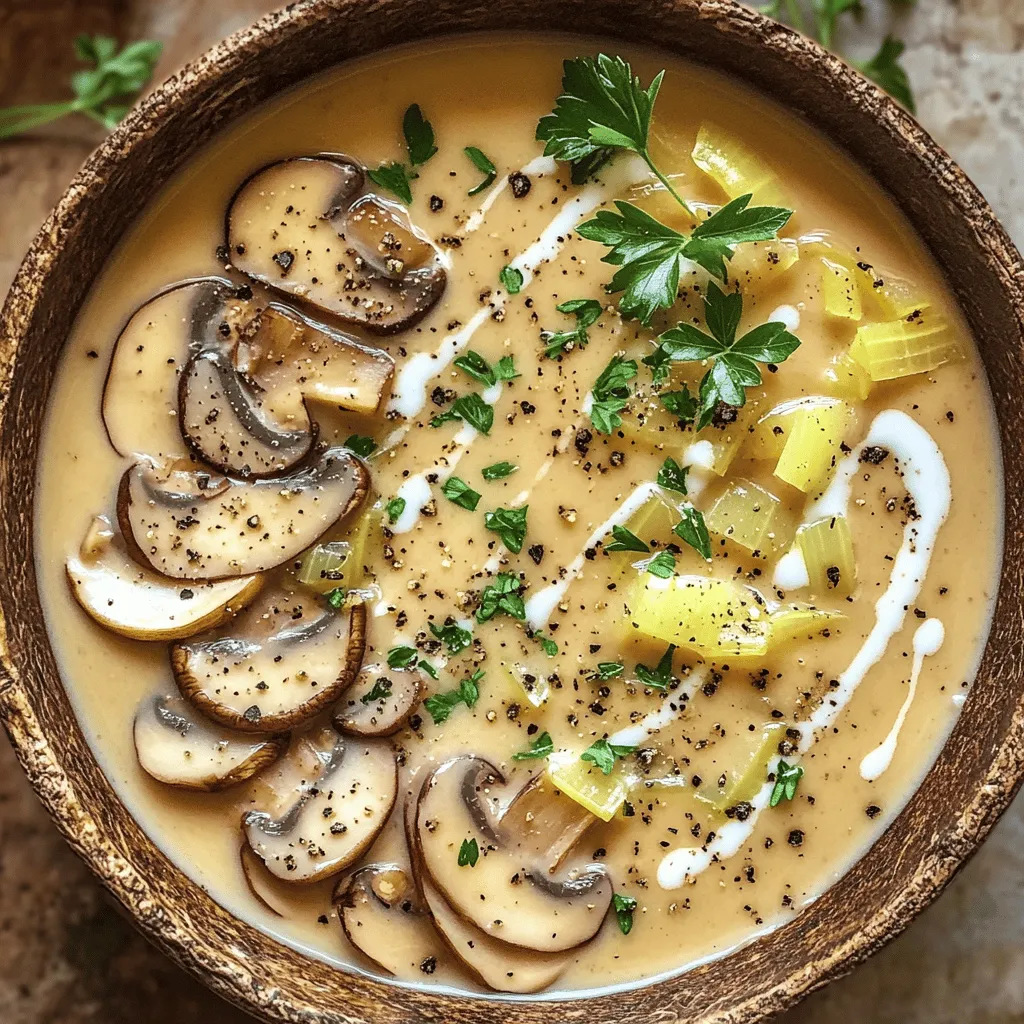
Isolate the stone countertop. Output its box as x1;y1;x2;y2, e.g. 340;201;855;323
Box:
0;1;1021;1021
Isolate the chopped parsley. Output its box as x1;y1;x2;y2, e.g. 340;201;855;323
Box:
360;678;393;704
589;355;637;434
424;670;483;726
432;393;495;434
500;265;524;294
484;505;528;553
657;457;689;495
457;837;480;867
643;549;675;578
770;760;805;807
441;476;481;511
367;161;413;204
386;645;419;669
325;588;345;609
512;731;555;761
591;662;624;681
534;632;558;657
658;387;698;425
581;738;637;775
605;525;650;553
482;461;518;481
428;619;473;655
343;434;376;459
635;644;676;690
403;103;437;165
673;506;712;560
612;892;638;935
464;146;497;195
419;659;439;680
385;496;406;524
541;298;603;357
477;573;526;623
453;350;519;387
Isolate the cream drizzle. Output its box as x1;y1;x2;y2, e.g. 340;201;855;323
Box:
657;409;952;890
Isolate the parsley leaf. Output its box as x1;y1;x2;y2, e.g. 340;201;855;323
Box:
500;265;524;294
424;670;482;726
657;457;689;495
360;678;393;704
367;161;413;204
449;393;494;434
673;506;711;560
513;731;555;761
683;195;794;280
643;549;676;578
442;476;482;511
857;36;916;114
484;506;529;553
454;351;519;387
458;837;480;866
464;146;497;195
343;434;376;459
581;738;637;775
403;103;437;165
387;646;419;669
605;525;650;553
591;662;624;681
534;632;559;657
659;387;698;425
589;355;637;434
428;619;473;655
770;760;804;807
482;461;518;481
477;573;525;623
419;659;439;680
635;644;676;690
650;282;800;428
385;497;406;524
612;892;638;935
541;298;603;357
325;587;345;609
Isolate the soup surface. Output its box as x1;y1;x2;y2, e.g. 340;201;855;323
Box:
35;34;1001;996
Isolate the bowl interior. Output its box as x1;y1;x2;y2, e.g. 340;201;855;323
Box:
1;3;1023;1023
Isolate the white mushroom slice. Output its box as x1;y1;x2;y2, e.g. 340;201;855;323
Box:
333;864;439;977
415;757;612;953
243;728;397;883
227;156;446;334
66;516;261;641
118;445;369;579
235;304;394;418
179;348;316;478
102;277;238;460
134;694;286;791
171;589;366;732
333;664;422;738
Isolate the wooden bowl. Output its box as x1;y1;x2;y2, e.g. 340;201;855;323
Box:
1;2;1022;1021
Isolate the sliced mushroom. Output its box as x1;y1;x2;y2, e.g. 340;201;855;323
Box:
134;693;286;791
171;588;366;732
235;304;394;417
243;727;397;883
102;277;238;460
179;347;316;478
333;664;422;738
66;515;262;640
227;156;447;334
333;863;439;977
240;843;292;917
414;757;612;953
118;445;369;579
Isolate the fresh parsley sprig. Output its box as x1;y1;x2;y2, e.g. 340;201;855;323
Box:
0;34;162;140
589;355;638;434
581;738;637;775
541;298;603;358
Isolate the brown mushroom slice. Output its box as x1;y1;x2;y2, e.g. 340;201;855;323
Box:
235;304;394;418
179;348;316;478
172;589;366;733
333;664;422;738
118;445;369;579
243;729;397;883
415;757;613;953
227;156;446;334
240;843;292;917
333;864;439;977
134;694;286;791
66;516;262;641
102;277;238;460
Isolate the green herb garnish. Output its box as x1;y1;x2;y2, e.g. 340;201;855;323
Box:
452;393;494;434
643;549;676;578
428;619;473;655
453;351;519;387
591;662;624;681
605;525;650;554
325;588;345;609
385;497;407;524
464;146;497;195
442;476;482;511
367;161;413;204
635;644;676;690
581;738;637;775
647;282;800;428
589;355;638;434
484;506;529;553
387;645;419;669
500;265;524;294
534;632;559;657
673;506;711;560
403;103;437;165
424;670;483;726
657;457;689;495
477;573;526;622
343;434;376;459
770;760;804;807
513;731;555;761
360;678;393;704
612;892;638;935
541;298;603;358
482;461;518;481
419;659;439;680
457;837;480;867
658;388;698;425
0;34;162;140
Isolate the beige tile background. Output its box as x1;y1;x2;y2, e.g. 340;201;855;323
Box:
1;1;1021;1020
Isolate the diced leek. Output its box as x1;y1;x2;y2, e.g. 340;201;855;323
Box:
797;515;856;595
727;237;800;286
705;479;793;556
820;255;863;320
693;399;760;477
769;605;846;646
822;348;872;402
549;758;630;822
296;541;352;594
694;723;784;812
857;264;932;320
747;397;844;462
691;124;785;205
500;661;550;708
774;399;850;494
849;314;962;381
617;391;680;449
625;490;683;547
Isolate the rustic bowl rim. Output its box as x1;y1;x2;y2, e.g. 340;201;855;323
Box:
2;1;1023;1022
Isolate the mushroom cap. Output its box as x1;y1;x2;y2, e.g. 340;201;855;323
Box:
332;663;423;738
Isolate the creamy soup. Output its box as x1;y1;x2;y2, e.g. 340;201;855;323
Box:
35;34;1001;996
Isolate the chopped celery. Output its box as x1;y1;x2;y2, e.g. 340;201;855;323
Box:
822;348;872;402
693;399;761;477
705;479;793;556
857;264;932;320
819;254;863;320
625;489;683;547
296;541;352;594
617;391;681;449
691;124;785;205
500;661;550;707
849;313;962;381
769;605;845;646
747;397;844;462
774;399;850;494
549;758;630;822
797;515;856;595
727;237;800;286
694;723;784;812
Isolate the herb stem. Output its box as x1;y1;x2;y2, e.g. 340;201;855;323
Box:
643;152;693;217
